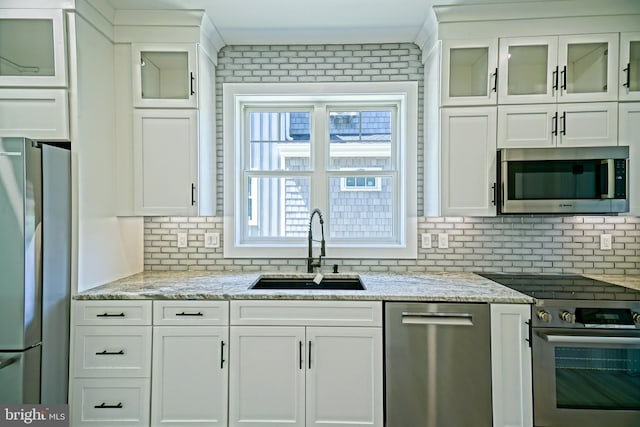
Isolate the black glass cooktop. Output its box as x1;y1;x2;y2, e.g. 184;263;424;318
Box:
478;273;640;301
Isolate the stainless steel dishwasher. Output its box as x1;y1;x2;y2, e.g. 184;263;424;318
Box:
385;302;492;427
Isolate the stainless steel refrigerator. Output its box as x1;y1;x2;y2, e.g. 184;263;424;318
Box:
0;137;71;404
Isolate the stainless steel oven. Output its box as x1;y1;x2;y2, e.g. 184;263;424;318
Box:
499;146;629;214
478;273;640;427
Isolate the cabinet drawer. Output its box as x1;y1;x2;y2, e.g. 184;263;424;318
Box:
74;301;152;326
230;300;382;327
73;326;151;378
153;300;229;325
71;378;150;427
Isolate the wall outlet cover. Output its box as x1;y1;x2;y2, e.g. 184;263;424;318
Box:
421;233;432;249
205;232;220;248
438;233;449;249
600;234;612;250
177;232;188;248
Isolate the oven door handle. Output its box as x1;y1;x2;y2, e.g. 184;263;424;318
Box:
539;332;640;345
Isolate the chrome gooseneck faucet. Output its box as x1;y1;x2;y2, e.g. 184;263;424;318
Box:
307;208;326;273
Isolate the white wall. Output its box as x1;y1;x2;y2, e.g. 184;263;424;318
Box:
68;9;143;293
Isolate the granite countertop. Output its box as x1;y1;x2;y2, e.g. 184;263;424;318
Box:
74;271;535;303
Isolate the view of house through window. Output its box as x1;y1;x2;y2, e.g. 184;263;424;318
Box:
224;82;417;258
243;106;396;244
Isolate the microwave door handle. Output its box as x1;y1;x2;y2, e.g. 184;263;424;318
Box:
601;159;615;199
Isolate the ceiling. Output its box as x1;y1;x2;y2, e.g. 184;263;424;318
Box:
101;0;557;45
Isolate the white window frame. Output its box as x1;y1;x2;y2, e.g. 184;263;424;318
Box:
223;82;418;259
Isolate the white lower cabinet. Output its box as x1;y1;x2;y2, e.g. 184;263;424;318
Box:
490;304;533;427
229;300;383;427
71;301;153;427
151;301;229;427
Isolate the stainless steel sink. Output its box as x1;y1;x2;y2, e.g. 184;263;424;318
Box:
250;276;365;290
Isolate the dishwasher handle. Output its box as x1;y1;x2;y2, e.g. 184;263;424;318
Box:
401;312;473;326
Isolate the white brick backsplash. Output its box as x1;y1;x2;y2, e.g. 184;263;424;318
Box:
141;43;639;275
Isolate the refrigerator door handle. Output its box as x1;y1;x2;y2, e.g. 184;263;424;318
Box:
0;356;19;370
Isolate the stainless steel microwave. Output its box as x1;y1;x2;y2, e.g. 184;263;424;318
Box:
499;146;629;214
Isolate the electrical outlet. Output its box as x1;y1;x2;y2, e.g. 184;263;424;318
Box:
204;232;220;248
177;232;188;248
421;233;432;249
600;234;612;250
438;233;449;249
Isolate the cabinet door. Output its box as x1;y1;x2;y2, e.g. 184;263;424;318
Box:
619;103;640;216
151;327;228;427
498;36;558;104
306;327;383;427
229;327;305;427
490;304;533;427
498;104;556;148
0;89;69;139
133;109;198;215
441;39;498;106
557;33;619;102
558;102;618;147
441;107;497;216
620;32;640;101
132;43;198;108
0;9;67;87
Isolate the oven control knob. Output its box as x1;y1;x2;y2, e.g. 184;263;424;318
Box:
560;311;574;323
537;310;552;323
633;312;640;325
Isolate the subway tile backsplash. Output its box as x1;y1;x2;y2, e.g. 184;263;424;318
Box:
142;43;639;276
144;216;640;275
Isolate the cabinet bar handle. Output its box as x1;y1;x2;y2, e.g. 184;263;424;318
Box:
560;65;567;91
552;66;559;92
94;402;123;409
95;350;125;356
552;112;558;136
190;72;195;95
560;111;566;136
491;68;498;93
308;340;312;369
299;341;303;370
220;341;226;369
96;312;125;318
191;184;196;206
175;311;203;317
491;183;497;206
623;63;630;88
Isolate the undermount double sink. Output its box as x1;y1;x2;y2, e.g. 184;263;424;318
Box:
250;275;365;290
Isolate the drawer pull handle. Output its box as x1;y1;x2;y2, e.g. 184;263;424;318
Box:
96;312;125;318
176;311;204;317
94;402;123;409
95;350;125;356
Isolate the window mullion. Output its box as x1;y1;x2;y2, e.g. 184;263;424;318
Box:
311;103;328;216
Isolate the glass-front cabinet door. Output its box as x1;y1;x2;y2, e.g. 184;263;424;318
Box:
498;36;558;104
440;39;498;106
620;32;640;101
557;33;619;102
0;9;66;87
132;44;198;108
499;34;618;104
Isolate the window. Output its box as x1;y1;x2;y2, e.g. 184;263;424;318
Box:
224;82;417;259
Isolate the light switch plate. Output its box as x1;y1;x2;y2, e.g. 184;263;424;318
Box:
177;232;188;248
204;232;220;248
438;233;449;249
421;233;432;249
600;234;612;250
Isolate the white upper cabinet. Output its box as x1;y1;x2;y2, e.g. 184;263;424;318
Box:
0;9;67;87
132;43;198;108
441;39;498;106
620;32;640;101
499;33;619;104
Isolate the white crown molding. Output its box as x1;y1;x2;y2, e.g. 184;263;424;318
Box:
413;8;438;62
433;0;640;23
